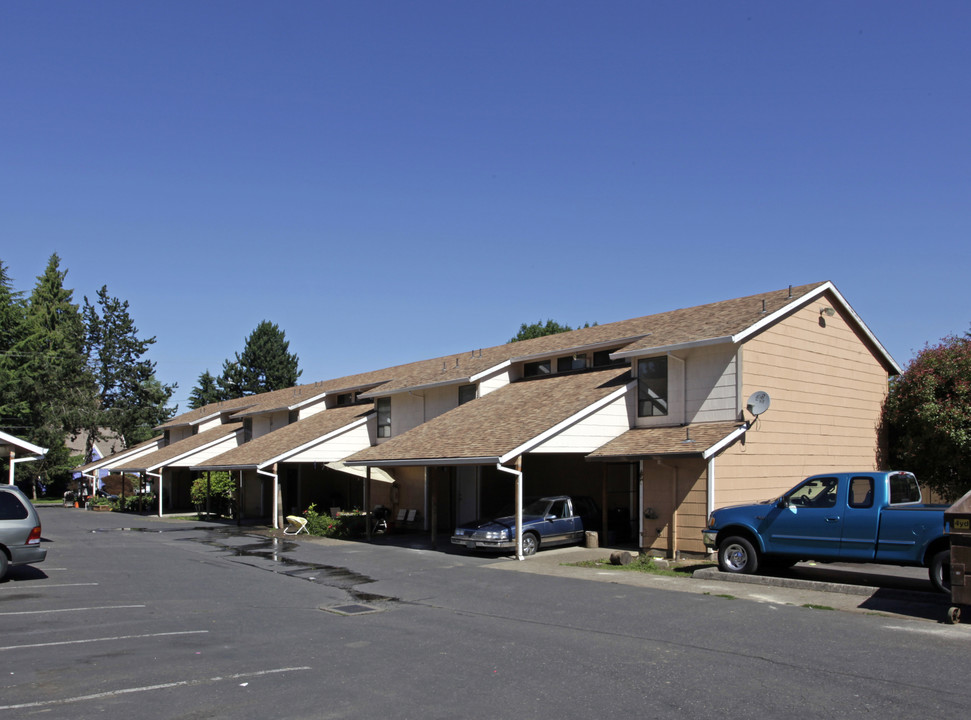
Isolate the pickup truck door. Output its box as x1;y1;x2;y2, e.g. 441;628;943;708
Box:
839;475;880;560
760;477;843;559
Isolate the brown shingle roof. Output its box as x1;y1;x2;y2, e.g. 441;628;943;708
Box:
195;405;374;470
587;422;745;459
74;436;161;473
111;422;243;472
347;367;631;465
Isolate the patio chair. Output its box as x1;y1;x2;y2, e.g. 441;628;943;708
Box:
284;515;309;535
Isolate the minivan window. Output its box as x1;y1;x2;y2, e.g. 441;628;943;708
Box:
0;491;29;520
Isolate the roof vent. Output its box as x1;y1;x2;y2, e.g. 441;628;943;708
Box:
682;426;693;443
761;299;767;314
788;284;793;298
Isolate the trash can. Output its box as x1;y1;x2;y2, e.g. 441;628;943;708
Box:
944;488;971;624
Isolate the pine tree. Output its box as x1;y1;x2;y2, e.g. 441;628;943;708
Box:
218;321;301;396
83;285;176;449
0;261;29;433
189;369;223;409
13;254;98;490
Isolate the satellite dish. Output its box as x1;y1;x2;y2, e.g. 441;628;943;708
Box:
746;391;771;418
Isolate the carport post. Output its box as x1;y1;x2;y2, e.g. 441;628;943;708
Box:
365;467;371;540
496;459;524;561
206;471;212;520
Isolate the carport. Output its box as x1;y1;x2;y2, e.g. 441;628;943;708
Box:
1;429;48;486
346;367;635;559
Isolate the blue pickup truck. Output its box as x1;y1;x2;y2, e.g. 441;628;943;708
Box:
702;471;951;592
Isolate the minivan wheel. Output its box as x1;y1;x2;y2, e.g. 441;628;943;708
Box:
0;552;8;582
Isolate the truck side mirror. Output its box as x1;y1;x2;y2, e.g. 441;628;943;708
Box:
776;496;790;509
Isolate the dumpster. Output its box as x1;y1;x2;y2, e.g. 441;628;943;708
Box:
944;488;971;624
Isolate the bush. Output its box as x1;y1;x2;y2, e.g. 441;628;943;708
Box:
191;473;236;518
302;504;368;538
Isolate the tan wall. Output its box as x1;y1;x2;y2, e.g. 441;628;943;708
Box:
715;297;890;508
641;457;708;556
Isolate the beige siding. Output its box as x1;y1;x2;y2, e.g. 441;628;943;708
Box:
685;345;739;423
253;411;288;439
478;367;512;397
532;394;633;454
284;422;373;464
640;457;708;556
715;298;889;507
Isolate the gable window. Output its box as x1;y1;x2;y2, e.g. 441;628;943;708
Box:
557;354;587;372
458;384;477;405
524;360;551;377
594;349;626;368
242;418;253;442
336;392;355;406
637;356;668;417
288;409;299;424
376;397;392;438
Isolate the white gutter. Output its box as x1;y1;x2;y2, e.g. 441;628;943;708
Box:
703;423;750;460
257;467;279;529
496;463;524;561
144;470;162;516
8;455;45;485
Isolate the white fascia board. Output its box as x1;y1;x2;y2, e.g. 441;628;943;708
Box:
702;424;750;460
145;431;244;472
187;411;222;427
470;360;511;383
499;381;635;464
258;415;372;469
89;440;163;472
512;336;651;365
289;391;330;410
729;282;900;373
611;336;735;360
192;463;258;472
365;376;474;399
345;456;501;468
0;430;48;456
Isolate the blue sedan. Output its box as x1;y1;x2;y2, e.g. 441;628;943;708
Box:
451;495;599;556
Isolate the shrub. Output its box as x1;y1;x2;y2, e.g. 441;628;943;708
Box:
302;504;367;538
191;473;236;518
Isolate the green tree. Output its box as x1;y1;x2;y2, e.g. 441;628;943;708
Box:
11;254;98;491
218;321;301;397
189;369;223;409
82;286;176;449
510;319;596;343
882;332;971;502
0;261;29;433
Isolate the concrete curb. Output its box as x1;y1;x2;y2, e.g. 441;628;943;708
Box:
691;566;876;596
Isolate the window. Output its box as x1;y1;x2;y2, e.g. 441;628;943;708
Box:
336;392;354;406
557;354;587;372
889;473;921;504
637;356;668;417
594;349;626;368
242;418;253;442
789;477;839;508
458;384;477;405
376;397;392;438
0;491;29;520
524;360;551;377
848;477;874;508
288;409;299;424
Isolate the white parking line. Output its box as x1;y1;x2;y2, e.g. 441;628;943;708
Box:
0;604;145;616
0;582;98;589
0;630;209;652
0;666;313;711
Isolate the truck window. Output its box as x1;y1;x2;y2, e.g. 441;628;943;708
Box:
848;477;874;508
889;473;921;505
789;477;838;508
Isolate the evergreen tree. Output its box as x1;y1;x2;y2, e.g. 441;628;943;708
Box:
189;369;223;409
12;254;97;490
509;319;595;343
82;285;176;449
218;321;301;396
0;261;29;433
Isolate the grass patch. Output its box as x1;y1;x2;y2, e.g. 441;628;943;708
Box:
802;604;835;611
569;554;715;578
703;592;736;599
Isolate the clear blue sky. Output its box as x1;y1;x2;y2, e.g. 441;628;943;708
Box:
2;2;968;412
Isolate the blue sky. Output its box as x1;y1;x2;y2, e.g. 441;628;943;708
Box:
2;2;968;411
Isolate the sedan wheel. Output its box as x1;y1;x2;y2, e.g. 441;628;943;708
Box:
521;533;539;557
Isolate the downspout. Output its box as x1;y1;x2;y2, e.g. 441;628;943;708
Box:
257;466;279;529
497;461;524;561
655;457;679;559
638;460;644;551
9;454;44;485
706;456;716;557
145;470;162;517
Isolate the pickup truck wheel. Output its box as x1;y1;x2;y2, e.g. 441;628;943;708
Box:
718;536;759;574
930;549;951;594
521;533;539;557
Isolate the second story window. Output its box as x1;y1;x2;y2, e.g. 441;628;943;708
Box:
376;397;391;438
458;384;477;405
637;356;668;417
243;418;253;442
557;354;587;372
524;360;551;377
